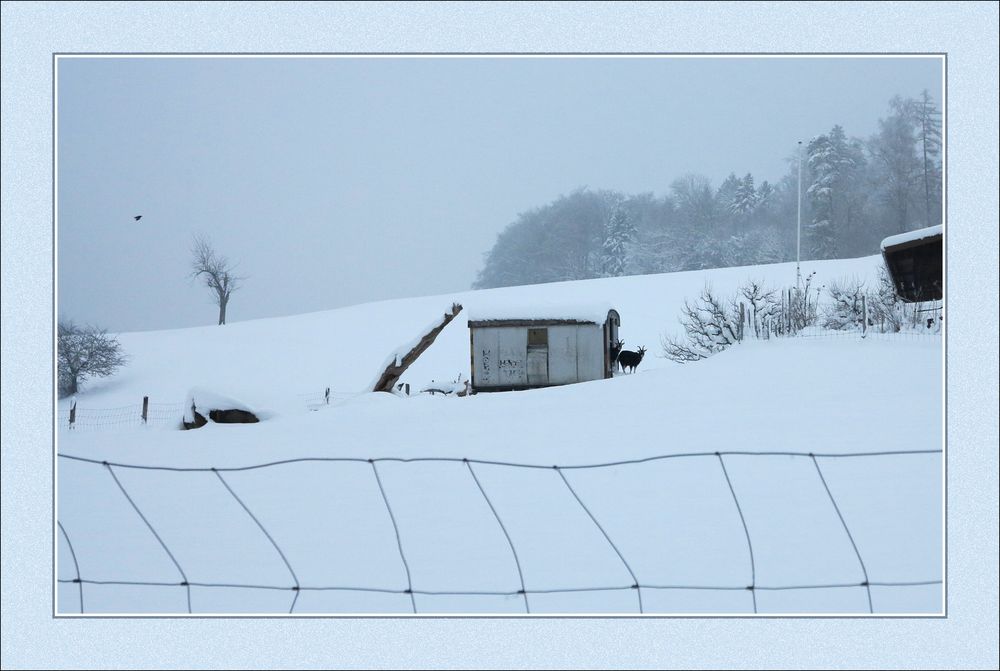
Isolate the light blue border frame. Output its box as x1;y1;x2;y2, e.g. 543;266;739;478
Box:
3;2;997;668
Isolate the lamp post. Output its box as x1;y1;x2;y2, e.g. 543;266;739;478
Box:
796;140;803;292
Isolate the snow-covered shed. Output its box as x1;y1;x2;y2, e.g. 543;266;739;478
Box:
467;304;621;392
881;224;943;303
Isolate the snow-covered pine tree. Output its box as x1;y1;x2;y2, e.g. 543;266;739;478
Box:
729;173;758;216
807;125;865;259
600;207;636;277
726;173;759;265
756;180;774;211
806;133;839;259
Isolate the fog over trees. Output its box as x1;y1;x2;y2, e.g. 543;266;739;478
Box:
474;92;942;290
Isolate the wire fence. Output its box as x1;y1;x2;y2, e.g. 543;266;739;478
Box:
57;402;188;431
729;291;943;344
56;448;942;615
774;326;942;342
58;388;365;432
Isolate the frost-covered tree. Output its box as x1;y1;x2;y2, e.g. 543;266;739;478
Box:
729;173;758;216
822;277;868;330
716;173;741;210
913;89;942;227
670;174;722;270
471;93;941;286
869;97;922;235
807;125;865;259
58;321;128;397
742;227;784;266
806;133;838;258
661;285;742;362
190;236;245;326
600;207;636;277
472;188;615;288
756;180;774;211
726;174;759;263
627;193;681;275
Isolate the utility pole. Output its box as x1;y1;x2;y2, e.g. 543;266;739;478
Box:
796;140;803;292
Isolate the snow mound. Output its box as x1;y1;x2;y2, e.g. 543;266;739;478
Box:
183;387;257;424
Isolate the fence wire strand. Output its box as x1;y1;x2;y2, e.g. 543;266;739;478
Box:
369;461;417;613
212;469;301;614
716;453;758;613
57;520;84;613
810;454;874;613
57;449;941;615
465;460;530;613
556;466;644;613
104;462;192;613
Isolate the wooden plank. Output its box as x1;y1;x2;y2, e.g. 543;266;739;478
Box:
371;303;463;393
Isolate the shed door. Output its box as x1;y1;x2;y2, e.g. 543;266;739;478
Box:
526;327;549;386
473;328;501;387
547;325;578;384
496;328;527;386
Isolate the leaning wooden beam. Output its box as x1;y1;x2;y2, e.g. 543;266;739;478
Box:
371;303;463;393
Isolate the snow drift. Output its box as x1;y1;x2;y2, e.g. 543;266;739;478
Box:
56;255;943;615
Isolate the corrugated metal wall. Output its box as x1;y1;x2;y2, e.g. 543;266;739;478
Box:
471;324;605;390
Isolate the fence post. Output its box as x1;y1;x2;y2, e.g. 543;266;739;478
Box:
142;396;149;424
325;387;330;405
786;289;792;333
405;383;410;396
861;295;868;339
69;401;76;430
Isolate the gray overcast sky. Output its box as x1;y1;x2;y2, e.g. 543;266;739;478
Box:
57;56;941;333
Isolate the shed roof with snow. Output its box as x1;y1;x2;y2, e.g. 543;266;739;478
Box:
881;225;943;303
468;306;620;392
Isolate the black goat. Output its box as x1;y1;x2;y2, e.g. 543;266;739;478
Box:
610;339;625;372
618;345;646;373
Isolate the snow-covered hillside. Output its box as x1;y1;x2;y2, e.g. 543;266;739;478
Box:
56;256;943;615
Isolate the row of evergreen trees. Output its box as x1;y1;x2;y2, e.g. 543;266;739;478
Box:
473;92;941;290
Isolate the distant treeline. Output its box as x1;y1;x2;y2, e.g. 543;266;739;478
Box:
473;93;942;289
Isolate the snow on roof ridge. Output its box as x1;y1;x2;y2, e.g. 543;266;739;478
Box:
466;301;616;324
881;224;942;251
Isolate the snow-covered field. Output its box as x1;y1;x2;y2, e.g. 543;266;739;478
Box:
56;255;943;615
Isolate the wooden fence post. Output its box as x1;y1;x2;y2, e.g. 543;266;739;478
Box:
69;401;76;430
861;295;868;339
142;396;149;424
325;387;330;405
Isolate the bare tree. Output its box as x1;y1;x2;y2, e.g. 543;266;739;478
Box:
190;236;244;325
661;285;742;363
58;321;128;397
822;276;868;331
739;279;781;338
